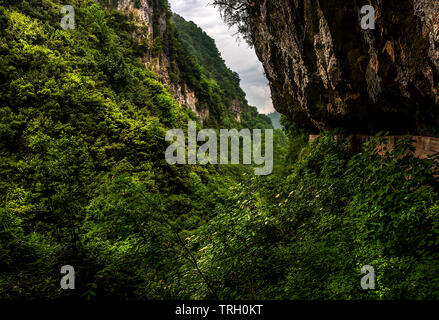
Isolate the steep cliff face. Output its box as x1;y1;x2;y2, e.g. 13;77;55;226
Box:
112;0;206;120
247;0;439;135
109;1;269;127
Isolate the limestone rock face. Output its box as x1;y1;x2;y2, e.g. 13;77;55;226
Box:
116;0;154;34
230;99;242;122
249;0;439;135
113;0;212;122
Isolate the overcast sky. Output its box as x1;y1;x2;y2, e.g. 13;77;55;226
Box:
168;0;274;114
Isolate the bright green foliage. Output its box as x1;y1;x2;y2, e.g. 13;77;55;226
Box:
185;135;439;299
0;0;198;299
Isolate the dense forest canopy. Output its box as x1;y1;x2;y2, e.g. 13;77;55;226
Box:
171;14;246;104
0;0;438;300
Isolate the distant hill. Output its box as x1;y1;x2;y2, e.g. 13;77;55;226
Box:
268;111;282;129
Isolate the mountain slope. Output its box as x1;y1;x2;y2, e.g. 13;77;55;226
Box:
171;13;272;129
0;0;269;299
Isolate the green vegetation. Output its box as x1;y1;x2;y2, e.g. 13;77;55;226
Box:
171;14;246;106
188;133;439;299
0;0;438;300
170;13;271;130
0;0;206;299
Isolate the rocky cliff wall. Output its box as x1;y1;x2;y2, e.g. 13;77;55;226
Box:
248;0;439;135
111;0;210;122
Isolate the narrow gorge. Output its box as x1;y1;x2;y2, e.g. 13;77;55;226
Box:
1;0;439;301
